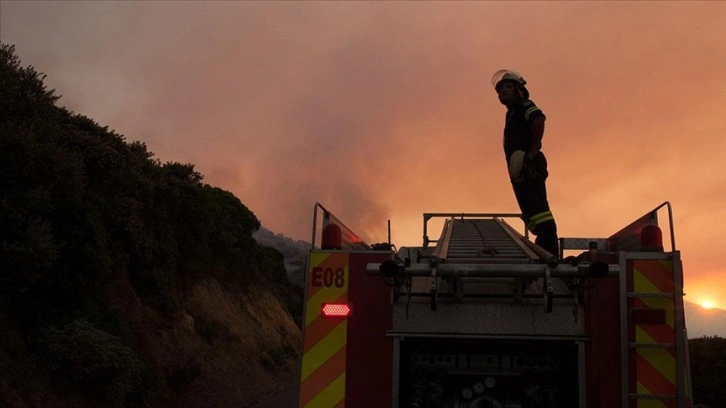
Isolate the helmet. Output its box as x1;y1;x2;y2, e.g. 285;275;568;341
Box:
492;69;529;98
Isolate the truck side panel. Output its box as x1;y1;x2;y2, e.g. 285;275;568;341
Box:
586;274;622;408
346;252;394;408
299;252;351;408
299;251;393;408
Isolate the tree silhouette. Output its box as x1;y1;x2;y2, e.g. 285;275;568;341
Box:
689;336;726;407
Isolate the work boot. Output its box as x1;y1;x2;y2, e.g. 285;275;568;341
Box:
535;235;559;259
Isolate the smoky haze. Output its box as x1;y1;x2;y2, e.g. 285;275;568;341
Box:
3;2;726;306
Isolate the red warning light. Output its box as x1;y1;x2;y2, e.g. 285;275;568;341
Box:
322;224;342;250
640;224;664;251
321;303;352;318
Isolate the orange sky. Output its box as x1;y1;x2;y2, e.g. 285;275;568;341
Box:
2;1;726;309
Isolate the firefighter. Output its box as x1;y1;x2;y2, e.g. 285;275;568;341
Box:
492;69;559;258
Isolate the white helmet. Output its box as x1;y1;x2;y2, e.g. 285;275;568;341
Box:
492;69;529;98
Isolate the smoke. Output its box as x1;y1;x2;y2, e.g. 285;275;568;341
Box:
2;1;726;251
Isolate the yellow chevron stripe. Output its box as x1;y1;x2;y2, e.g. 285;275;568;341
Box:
634;261;673;291
636;325;657;345
633;267;662;294
636;380;651;395
638;347;677;385
308;252;331;274
633;387;668;408
303;373;346;408
301;320;347;381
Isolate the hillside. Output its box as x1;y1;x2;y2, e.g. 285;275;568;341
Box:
253;227;309;288
0;43;301;408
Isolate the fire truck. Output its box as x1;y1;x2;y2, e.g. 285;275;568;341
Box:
298;202;692;408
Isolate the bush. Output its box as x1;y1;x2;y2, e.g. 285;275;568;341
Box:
166;357;202;392
194;315;234;343
33;319;145;406
689;336;726;407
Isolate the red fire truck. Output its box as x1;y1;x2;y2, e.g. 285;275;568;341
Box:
298;202;692;408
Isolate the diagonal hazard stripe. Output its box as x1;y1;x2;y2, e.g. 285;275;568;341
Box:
633;268;666;295
299;346;347;406
634;260;674;294
303;373;346;408
636;324;676;345
303;318;345;354
637;348;677;394
632;384;674;408
634;386;678;408
304;293;349;353
299;251;349;408
301;321;347;381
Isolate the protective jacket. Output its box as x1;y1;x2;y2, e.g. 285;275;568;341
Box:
503;99;545;162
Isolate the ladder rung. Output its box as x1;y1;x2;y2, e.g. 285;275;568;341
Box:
445;258;533;264
458;277;518;284
629;393;677;400
627;292;674;298
629;342;676;349
447;250;525;255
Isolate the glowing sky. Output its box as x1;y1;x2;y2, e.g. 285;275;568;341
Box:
2;1;726;308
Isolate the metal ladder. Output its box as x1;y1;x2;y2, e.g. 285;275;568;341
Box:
426;217;544;302
439;218;537;264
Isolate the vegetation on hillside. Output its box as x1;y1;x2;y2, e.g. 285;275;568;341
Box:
253;228;307;283
0;43;301;408
689;336;726;408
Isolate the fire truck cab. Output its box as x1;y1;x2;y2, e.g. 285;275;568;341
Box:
298;202;692;408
